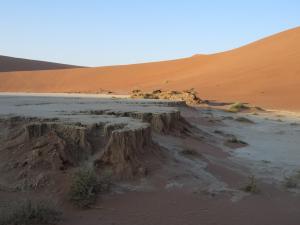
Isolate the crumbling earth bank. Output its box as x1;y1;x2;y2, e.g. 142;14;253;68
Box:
0;104;191;191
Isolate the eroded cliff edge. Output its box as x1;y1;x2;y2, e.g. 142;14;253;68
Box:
0;97;192;192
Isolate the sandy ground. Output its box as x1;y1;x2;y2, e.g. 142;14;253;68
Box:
0;94;300;224
200;108;300;184
0;27;300;111
62;189;300;225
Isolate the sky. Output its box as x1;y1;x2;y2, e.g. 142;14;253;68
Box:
0;0;299;67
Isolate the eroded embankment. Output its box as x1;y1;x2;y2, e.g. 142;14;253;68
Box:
0;97;192;192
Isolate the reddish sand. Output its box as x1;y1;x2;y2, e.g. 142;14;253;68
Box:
62;189;300;225
0;55;81;72
0;27;299;111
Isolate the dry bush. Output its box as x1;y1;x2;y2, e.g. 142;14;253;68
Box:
130;89;202;105
242;175;259;193
68;167;112;208
0;199;61;225
68;167;99;208
227;137;248;145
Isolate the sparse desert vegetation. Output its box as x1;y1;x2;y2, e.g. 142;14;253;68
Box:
0;199;61;225
68;166;113;208
284;177;298;189
227;102;249;113
180;148;202;158
0;2;300;225
0;92;299;224
226;137;248;146
130;89;202;105
68;167;100;208
284;171;300;189
242;176;259;193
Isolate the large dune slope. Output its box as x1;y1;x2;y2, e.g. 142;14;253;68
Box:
0;55;81;72
0;27;299;111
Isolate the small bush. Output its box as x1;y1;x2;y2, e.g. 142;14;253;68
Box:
243;175;259;193
132;89;142;94
227;137;248;145
228;102;249;113
284;172;300;189
214;130;224;135
180;148;201;157
0;199;61;225
69;167;98;208
152;89;162;94
284;177;298;188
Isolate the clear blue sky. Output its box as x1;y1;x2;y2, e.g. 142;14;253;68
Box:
0;0;299;66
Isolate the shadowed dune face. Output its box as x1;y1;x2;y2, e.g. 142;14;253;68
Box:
0;55;81;72
0;27;300;111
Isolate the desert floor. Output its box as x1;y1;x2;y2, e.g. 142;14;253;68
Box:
0;93;300;225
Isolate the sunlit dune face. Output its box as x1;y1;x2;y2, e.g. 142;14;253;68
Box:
0;27;300;111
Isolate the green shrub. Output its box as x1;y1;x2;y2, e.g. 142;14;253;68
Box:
69;167;98;208
228;102;249;113
0;199;61;225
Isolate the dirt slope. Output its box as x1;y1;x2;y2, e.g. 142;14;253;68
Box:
0;55;81;72
0;27;299;111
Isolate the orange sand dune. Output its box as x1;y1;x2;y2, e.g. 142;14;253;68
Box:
0;27;299;111
0;55;81;72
